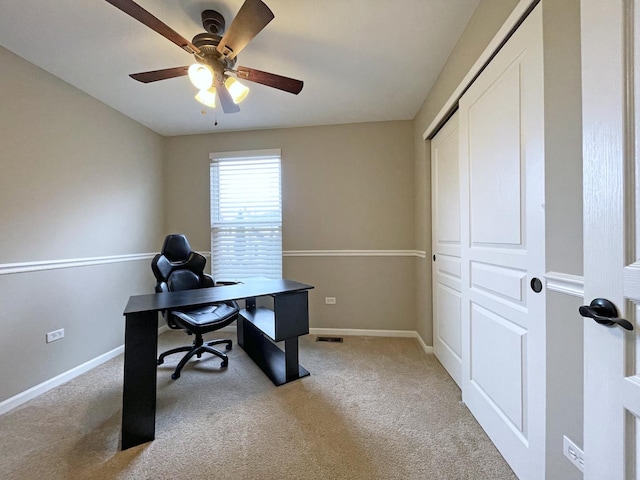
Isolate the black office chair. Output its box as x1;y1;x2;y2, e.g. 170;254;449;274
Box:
152;234;239;379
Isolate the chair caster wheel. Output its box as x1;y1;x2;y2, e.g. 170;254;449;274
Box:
221;361;228;368
225;344;232;351
171;372;180;380
157;359;164;365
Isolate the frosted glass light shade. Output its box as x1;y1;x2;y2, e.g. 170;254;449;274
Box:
225;77;249;104
193;76;250;108
188;64;214;90
195;88;216;108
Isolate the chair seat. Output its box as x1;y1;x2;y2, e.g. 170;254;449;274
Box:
172;303;237;334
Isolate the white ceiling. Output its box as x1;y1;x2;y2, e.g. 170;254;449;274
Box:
0;0;479;136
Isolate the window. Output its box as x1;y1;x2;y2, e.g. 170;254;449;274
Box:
210;150;282;280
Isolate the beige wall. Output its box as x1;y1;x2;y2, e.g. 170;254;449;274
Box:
163;121;417;330
542;1;583;478
0;46;164;403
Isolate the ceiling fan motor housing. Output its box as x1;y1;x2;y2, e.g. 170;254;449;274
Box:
202;10;225;35
192;32;236;71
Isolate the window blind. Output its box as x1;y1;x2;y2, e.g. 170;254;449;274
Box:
210;151;282;280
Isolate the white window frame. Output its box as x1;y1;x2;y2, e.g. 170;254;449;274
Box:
209;149;282;281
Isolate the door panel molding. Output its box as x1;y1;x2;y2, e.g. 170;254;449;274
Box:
471;262;527;305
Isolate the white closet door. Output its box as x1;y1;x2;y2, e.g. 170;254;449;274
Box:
431;111;462;387
458;5;545;479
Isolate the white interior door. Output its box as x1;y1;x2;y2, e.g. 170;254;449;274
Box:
431;111;462;387
581;1;640;478
458;6;545;479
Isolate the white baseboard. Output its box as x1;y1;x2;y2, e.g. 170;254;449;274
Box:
0;345;124;416
1;326;433;416
413;333;434;355
157;325;435;354
310;328;434;354
0;325;170;416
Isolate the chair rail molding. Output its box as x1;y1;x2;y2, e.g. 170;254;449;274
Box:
0;253;156;275
283;250;427;258
0;250;429;275
544;271;584;298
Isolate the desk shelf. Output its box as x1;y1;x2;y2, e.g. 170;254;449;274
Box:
239;307;277;340
239;314;310;386
237;289;310;386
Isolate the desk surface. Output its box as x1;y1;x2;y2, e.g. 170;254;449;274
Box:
123;278;313;315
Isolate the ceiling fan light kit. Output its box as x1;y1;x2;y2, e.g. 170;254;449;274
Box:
104;0;303;115
225;77;250;103
195;88;217;108
194;77;249;109
188;64;214;91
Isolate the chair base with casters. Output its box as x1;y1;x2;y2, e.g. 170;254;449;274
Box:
157;300;238;379
158;334;233;380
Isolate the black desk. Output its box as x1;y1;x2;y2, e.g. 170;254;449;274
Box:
121;278;313;450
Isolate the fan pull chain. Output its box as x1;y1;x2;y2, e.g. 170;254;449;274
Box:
197;105;217;126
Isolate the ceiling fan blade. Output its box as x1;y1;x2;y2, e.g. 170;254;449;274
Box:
216;0;274;60
104;0;201;54
130;66;189;83
236;66;303;94
215;76;241;114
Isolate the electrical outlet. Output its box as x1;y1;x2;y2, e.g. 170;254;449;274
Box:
325;297;337;305
563;435;584;472
46;328;65;343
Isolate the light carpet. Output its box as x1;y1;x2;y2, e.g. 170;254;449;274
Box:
0;332;517;479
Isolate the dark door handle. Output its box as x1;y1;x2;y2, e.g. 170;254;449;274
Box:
578;298;633;331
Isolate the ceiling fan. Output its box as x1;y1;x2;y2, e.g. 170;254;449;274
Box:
104;0;303;114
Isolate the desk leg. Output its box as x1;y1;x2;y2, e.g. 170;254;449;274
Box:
121;311;158;450
284;337;300;383
237;297;255;349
